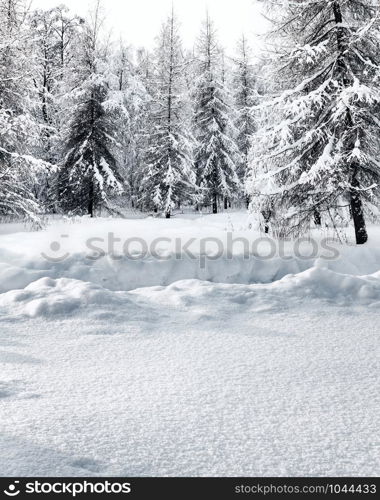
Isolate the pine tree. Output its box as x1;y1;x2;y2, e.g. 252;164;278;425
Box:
59;2;123;217
193;15;240;214
232;35;257;206
140;11;195;218
248;0;380;244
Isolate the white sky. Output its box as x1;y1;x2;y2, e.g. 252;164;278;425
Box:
33;0;268;53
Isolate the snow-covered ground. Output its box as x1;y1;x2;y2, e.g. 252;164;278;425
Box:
0;213;379;476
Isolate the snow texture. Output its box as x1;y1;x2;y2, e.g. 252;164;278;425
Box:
0;213;379;476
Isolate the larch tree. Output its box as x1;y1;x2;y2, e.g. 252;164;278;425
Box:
248;0;380;244
59;1;123;217
30;6;82;160
193;15;240;214
112;41;151;210
29;6;82;211
232;35;257;207
140;11;195;218
0;0;49;222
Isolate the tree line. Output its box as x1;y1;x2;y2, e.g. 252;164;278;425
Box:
1;0;380;245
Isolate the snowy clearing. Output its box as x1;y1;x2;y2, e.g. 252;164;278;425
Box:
0;213;379;476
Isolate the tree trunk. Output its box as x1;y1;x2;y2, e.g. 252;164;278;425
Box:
88;180;94;218
224;197;228;210
314;210;321;226
165;211;171;219
350;175;368;244
262;209;272;234
333;2;367;245
212;195;218;214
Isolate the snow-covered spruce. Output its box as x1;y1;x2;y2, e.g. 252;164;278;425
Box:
139;11;195;218
247;0;380;244
59;3;123;217
193;15;240;214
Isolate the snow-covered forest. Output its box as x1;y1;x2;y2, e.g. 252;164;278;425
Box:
1;0;380;479
2;0;380;243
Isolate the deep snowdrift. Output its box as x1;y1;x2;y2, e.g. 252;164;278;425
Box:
1;265;380;319
0;213;379;476
1;213;380;298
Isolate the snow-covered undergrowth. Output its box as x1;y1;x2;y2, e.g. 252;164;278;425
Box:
1;266;380;319
1;213;380;301
1;213;379;476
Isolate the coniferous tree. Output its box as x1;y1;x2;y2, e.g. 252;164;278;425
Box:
111;42;151;210
193;15;240;214
59;2;123;217
140;11;195;218
31;6;82;160
248;0;380;243
0;0;49;222
30;7;81;210
31;8;60;161
233;35;257;206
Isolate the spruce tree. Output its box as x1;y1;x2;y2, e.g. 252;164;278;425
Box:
140;11;195;218
193;15;240;214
